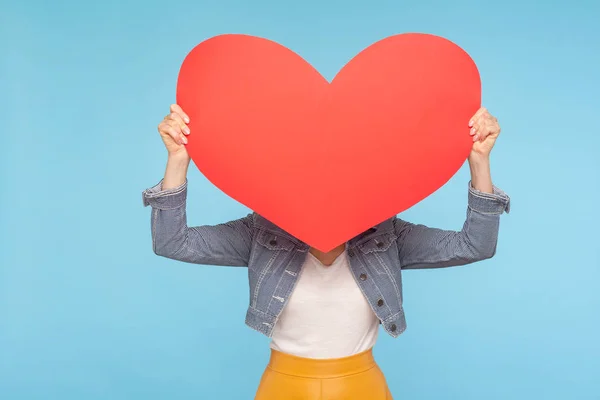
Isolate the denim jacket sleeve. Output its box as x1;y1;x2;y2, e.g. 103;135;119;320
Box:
394;181;511;270
142;179;254;266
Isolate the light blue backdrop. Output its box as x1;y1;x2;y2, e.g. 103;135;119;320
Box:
1;0;599;399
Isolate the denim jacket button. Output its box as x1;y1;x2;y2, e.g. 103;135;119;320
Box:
376;241;384;248
359;273;367;281
269;239;277;246
391;324;397;332
348;249;355;257
377;299;384;307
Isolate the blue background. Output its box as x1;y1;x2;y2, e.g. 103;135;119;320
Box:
1;0;599;398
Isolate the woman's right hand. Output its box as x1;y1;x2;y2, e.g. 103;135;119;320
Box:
158;104;191;158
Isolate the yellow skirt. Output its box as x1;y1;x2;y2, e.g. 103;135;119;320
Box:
255;348;393;400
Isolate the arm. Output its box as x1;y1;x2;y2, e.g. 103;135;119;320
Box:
397;107;510;270
142;177;254;267
143;105;254;267
395;178;510;270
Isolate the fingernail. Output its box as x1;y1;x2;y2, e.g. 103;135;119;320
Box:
184;127;190;135
473;135;478;141
470;128;476;135
469;120;474;127
182;137;188;144
184;117;190;123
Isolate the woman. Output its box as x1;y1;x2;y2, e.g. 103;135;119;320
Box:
142;104;510;399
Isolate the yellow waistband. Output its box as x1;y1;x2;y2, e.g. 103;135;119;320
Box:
267;348;376;378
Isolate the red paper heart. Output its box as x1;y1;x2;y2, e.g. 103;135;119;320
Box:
176;33;480;252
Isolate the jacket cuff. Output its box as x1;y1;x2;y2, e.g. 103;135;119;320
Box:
142;179;187;210
468;181;511;215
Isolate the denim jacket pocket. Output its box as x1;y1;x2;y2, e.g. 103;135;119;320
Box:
357;232;399;275
256;231;297;251
357;232;396;254
250;230;295;268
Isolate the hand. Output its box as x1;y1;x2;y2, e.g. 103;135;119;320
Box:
468;107;500;160
158;104;191;158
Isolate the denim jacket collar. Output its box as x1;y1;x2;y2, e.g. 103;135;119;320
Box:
252;213;395;248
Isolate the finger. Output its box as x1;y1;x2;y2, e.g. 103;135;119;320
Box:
470;120;482;138
472;122;489;142
166;112;190;135
478;119;499;142
160;120;184;143
170;104;190;124
165;125;187;145
160;119;182;135
468;107;487;127
477;124;491;141
158;120;174;135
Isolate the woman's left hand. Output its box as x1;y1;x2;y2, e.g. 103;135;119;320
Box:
468;107;500;159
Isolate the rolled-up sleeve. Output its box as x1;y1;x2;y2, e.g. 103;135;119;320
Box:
467;182;511;215
142;179;187;210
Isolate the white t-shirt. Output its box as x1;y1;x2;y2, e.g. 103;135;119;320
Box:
270;250;380;359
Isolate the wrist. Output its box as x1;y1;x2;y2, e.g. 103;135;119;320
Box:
163;152;190;190
468;152;490;166
468;154;493;193
168;151;191;165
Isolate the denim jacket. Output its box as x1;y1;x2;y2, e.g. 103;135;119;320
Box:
142;179;510;338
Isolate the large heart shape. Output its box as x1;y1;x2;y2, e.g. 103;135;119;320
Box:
176;33;480;252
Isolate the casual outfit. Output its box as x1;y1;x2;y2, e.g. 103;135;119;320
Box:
142;178;510;399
